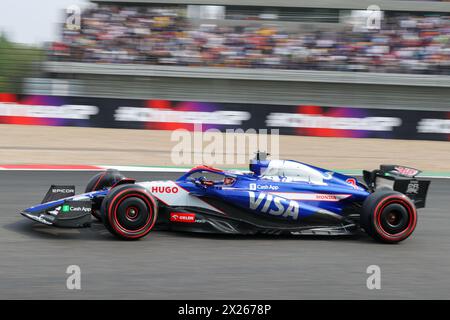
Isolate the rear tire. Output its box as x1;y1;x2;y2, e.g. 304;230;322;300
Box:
101;184;158;240
361;190;417;244
85;169;125;221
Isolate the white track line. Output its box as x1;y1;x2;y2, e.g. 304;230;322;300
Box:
1;165;449;178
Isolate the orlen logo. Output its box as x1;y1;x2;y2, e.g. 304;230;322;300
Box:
170;212;196;223
151;186;179;194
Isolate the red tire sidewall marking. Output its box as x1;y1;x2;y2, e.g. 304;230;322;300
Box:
375;197;416;241
108;189;157;238
373;195;417;241
111;193;153;237
113;194;152;233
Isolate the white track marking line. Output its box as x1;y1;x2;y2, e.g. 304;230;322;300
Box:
0;165;449;178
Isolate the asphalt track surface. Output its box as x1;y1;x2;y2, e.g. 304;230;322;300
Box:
1;171;449;299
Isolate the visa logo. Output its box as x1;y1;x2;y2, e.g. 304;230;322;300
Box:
248;191;299;220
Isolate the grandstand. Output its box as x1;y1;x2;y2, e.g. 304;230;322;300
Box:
28;0;450;110
91;0;450;12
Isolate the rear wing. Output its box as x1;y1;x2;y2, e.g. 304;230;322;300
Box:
363;165;430;208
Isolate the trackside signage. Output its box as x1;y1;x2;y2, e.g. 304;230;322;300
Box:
0;93;449;141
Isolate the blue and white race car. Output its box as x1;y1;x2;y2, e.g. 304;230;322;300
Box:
20;153;430;243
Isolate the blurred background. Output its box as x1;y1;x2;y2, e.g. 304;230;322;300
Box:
2;1;450;302
0;0;449;170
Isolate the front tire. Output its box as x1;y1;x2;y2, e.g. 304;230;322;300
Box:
85;169;125;221
361;190;417;244
101;184;158;240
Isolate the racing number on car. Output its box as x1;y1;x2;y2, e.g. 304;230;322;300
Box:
346;178;357;188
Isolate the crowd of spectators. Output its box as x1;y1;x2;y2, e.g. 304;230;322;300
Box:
50;5;450;75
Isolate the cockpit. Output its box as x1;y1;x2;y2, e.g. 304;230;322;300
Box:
259;160;329;185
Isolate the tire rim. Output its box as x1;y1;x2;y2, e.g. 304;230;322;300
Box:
125;206;139;221
379;203;409;235
111;193;153;235
386;210;402;227
374;196;416;241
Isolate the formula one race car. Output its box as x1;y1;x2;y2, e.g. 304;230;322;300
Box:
20;153;430;243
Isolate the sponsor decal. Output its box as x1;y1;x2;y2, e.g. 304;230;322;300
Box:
394;166;419;177
52;188;75;194
151;186;179;193
270;192;351;201
406;181;420;194
70;206;91;213
0;103;98;120
141;181;225;214
257;185;279;191
266;113;401;132
249;191;299;220
315;194;338;200
249;183;279;191
170;212;196;223
61;204;91;213
115;107;250;125
417;119;450;134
